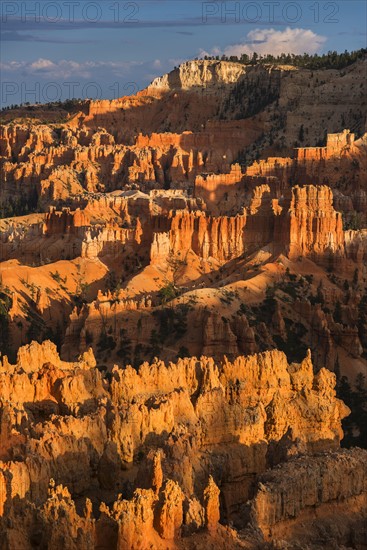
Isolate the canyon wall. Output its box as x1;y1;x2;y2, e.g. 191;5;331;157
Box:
250;448;367;548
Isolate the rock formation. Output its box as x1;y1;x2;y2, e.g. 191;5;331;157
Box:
250;448;367;548
275;185;345;260
1;340;364;549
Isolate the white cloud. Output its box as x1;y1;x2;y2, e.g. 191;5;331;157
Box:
1;58;142;79
0;61;26;71
0;57;180;105
200;27;327;58
30;58;55;70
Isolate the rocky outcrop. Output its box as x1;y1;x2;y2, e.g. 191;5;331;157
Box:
344;229;367;263
44;207;90;235
147;60;247;92
150;184;346;263
194;163;245;213
275;185;345;260
0;339;364;549
295;129;356;161
245;130;367;209
0;119;259;209
250;448;367;548
168;210;248;261
0;180;283;266
204;476;221;531
0;341;349;487
2;175;365;374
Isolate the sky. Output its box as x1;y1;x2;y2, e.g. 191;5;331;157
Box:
1;0;366;106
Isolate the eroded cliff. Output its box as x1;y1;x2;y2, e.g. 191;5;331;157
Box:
1;340;364;549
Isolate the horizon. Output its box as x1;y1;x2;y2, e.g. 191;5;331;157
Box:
1;0;366;107
2;48;366;110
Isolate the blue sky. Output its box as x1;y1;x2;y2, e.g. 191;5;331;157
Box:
1;1;366;106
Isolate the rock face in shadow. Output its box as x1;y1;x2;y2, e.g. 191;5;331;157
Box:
1;340;365;549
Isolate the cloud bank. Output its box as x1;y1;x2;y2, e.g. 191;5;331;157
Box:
200;27;327;58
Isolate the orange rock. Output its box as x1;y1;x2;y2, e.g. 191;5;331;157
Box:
204;476;220;530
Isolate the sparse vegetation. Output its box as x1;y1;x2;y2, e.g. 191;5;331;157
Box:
203;48;367;70
97;330;116;352
158;282;180;305
337;373;367;448
273;319;308;364
117;328;132;365
0;283;13;358
152;304;190;343
51;271;67;284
